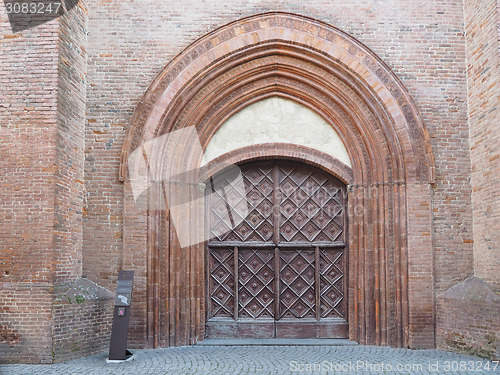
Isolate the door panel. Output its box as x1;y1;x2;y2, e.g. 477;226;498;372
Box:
209;163;274;243
279;249;316;319
278;164;345;243
238;248;275;319
209;247;234;318
319;248;346;318
206;160;348;338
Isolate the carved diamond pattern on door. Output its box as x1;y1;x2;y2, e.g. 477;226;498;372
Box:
319;248;346;318
279;249;316;319
206;160;348;339
208;170;249;241
238;249;275;319
209;248;234;318
210;164;274;242
279;165;344;243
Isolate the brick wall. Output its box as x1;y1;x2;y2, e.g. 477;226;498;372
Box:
83;0;474;348
464;0;500;293
0;4;60;364
407;182;435;349
54;0;88;281
48;3;116;364
3;0;496;361
0;286;53;363
436;278;500;360
52;278;114;363
0;0;59;291
433;0;500;359
1;0;114;363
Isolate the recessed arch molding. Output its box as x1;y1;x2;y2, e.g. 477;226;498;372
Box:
119;12;436;349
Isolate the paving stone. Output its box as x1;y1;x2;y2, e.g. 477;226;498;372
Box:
1;345;499;375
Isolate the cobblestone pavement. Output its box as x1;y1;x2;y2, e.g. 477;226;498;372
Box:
1;345;499;375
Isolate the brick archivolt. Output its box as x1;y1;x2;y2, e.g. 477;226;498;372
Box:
119;12;436;349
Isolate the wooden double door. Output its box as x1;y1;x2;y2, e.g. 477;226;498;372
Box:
205;160;348;338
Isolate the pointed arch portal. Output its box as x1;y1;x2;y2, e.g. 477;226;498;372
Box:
120;12;436;349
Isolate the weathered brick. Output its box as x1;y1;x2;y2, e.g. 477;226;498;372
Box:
1;0;498;364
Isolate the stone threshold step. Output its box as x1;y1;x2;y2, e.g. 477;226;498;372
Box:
196;338;358;346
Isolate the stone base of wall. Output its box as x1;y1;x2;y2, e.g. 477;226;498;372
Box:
436;277;500;360
52;278;114;363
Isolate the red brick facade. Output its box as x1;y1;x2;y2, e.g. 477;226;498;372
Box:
1;0;113;364
465;0;500;293
434;0;500;359
0;0;498;363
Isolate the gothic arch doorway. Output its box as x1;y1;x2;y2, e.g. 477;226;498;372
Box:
206;160;348;338
120;12;436;349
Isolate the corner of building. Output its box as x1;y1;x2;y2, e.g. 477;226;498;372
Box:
435;0;500;361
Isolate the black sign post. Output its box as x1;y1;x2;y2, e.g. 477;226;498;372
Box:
108;270;134;362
